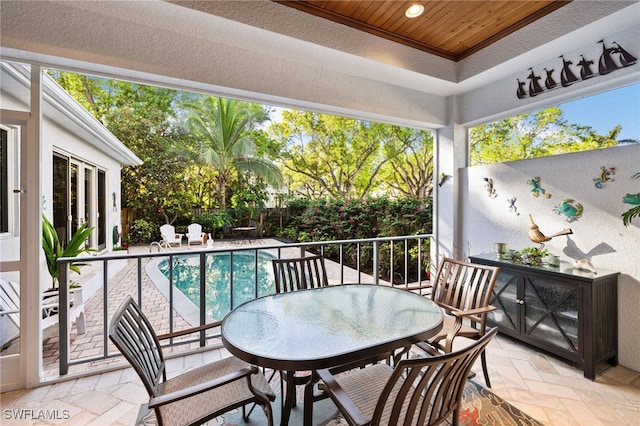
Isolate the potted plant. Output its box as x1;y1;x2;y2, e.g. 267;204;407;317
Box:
42;214;96;318
505;246;549;266
42;214;96;291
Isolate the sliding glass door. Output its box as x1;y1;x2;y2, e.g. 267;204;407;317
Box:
52;153;102;250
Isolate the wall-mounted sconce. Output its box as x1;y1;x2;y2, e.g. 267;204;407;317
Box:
438;173;451;187
112;192;117;212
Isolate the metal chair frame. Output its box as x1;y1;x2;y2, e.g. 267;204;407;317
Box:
108;296;274;426
318;328;499;426
418;257;499;387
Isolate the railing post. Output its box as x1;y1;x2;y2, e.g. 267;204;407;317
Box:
102;258;109;358
59;260;69;375
199;252;206;346
373;241;379;285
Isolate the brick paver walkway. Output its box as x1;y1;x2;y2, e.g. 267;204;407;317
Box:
43;253;191;377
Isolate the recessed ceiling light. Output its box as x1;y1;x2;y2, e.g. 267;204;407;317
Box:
405;4;424;18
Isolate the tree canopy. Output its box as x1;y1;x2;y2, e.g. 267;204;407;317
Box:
469;107;623;165
269;110;433;199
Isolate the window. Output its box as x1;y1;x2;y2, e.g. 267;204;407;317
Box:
0;125;19;237
1;129;8;233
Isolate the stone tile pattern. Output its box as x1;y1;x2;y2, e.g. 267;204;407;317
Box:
4;336;640;425
10;241;639;424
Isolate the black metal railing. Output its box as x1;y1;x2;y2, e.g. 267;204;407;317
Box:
55;234;432;375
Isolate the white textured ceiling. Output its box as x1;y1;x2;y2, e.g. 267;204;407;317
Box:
1;1;639;128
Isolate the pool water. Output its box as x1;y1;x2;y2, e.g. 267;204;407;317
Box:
158;252;276;320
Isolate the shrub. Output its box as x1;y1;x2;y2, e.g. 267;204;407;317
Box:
129;219;157;244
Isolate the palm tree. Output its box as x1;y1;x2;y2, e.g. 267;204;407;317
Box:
183;97;282;209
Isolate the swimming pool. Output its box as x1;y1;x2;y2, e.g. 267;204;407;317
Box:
157;251;276;321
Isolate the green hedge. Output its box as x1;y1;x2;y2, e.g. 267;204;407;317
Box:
278;197;432;283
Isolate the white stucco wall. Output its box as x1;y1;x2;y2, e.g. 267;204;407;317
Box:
457;144;640;372
0;91;124;282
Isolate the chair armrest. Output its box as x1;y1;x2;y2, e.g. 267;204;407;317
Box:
149;365;257;408
451;305;497;318
157;320;222;340
316;368;369;426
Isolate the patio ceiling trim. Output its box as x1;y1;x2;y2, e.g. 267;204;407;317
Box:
0;1;638;130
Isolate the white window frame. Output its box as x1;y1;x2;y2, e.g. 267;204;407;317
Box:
0;124;20;239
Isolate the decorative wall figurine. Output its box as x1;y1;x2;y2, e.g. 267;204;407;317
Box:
554;198;584;222
578;55;595;79
528;176;551;198
560;55;578;87
544;68;556;89
614;41;638;66
483;177;497;198
593;166;615;188
507;197;520;215
527;67;544;96
527;214;573;249
516;40;636;99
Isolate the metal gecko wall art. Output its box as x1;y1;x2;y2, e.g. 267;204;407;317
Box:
527;176;551;198
593;166;616;189
483;177;497;198
516;40;636;99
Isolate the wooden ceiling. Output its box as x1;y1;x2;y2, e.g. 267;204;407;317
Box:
277;1;571;61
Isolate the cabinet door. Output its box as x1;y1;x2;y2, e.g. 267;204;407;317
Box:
488;269;519;335
522;275;580;356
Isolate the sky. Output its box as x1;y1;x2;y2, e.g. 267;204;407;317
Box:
560;82;640;141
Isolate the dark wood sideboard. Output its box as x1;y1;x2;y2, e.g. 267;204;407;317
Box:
470;253;619;380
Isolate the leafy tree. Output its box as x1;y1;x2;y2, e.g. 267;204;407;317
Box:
470;107;622;165
379;127;434;199
182;97;282;209
47;70;195;224
270;111;415;199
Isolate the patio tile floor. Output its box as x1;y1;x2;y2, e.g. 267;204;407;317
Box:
2;239;639;424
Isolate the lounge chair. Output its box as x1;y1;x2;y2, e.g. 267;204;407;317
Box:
186;223;206;246
1;279;86;350
160;224;182;247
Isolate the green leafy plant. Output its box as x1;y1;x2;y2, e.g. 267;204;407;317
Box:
197;211;232;238
622;172;640;227
505;247;549;266
129;219;156;244
42;214;96;290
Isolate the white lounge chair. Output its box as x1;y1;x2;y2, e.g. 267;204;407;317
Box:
160;224;183;247
186;223;206;246
1;279;86;350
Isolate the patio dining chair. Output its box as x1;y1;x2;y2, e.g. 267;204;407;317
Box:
317;327;498;426
108;296;275;426
270;254;329;409
271;254;329;293
414;257;499;388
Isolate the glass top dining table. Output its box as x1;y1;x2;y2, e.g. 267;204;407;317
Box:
221;284;443;425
